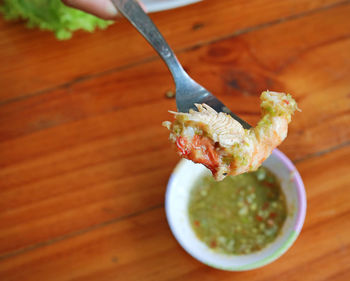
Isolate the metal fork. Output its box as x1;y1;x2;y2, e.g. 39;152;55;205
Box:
111;0;251;129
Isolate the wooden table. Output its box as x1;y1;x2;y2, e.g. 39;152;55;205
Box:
0;0;349;280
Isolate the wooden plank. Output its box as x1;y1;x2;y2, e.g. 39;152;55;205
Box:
1;3;350;257
0;0;344;103
0;145;349;281
1;3;349;153
0;118;178;255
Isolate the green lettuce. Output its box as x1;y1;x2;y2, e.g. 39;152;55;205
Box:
0;0;113;40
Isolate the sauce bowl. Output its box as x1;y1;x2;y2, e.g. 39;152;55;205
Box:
165;149;306;270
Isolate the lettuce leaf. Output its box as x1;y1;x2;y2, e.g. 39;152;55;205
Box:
0;0;113;40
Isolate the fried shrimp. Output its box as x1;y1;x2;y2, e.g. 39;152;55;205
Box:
163;91;300;180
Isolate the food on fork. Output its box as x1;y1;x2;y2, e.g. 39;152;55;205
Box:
163;91;300;181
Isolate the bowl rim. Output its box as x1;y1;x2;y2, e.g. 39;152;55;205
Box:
143;0;202;13
165;149;307;271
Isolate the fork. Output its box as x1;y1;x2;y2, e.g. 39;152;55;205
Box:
111;0;251;129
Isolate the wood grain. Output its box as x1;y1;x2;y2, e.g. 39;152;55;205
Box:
1;2;349;155
0;146;349;281
1;0;350;258
0;0;345;103
0;0;349;280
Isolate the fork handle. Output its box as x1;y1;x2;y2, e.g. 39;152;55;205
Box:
111;0;188;85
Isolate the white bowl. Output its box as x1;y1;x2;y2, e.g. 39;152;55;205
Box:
165;149;306;271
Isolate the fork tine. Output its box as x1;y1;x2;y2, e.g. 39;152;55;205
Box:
176;84;251;129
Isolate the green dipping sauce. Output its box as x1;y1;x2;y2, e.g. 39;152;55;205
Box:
188;167;287;255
